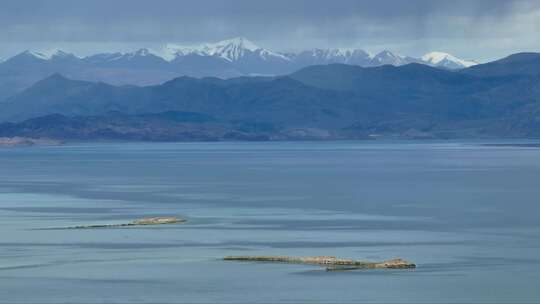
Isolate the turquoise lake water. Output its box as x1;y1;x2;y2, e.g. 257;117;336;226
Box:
1;141;540;303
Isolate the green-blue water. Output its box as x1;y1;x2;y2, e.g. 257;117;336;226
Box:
1;141;540;303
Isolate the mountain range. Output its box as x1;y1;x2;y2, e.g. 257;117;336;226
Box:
0;52;539;141
0;37;477;101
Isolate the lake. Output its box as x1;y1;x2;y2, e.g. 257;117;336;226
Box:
1;141;540;303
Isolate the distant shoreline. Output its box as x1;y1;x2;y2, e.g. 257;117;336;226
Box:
3;136;540;147
481;143;540;148
0;137;63;147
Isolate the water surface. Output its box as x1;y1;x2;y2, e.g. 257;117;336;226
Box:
1;141;540;303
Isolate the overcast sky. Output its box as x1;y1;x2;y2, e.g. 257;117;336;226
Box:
0;0;539;62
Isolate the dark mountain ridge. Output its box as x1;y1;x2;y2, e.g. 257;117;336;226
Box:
1;53;540;140
462;52;540;78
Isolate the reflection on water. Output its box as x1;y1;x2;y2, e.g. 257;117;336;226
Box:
1;141;540;303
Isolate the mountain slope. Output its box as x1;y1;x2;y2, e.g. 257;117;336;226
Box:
0;73;357;129
3;61;540;139
462;52;540;77
289;63;477;94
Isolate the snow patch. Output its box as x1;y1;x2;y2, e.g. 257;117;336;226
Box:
23;49;79;60
422;52;478;68
372;50;408;65
305;48;370;60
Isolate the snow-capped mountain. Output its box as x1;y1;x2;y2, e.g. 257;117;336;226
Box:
83;48;169;69
121;48;157;60
2;38;478;71
21;50;55;60
160;37;290;63
23;49;78;60
84;52;125;63
0;37;480;101
422;52;478;69
371;50;414;66
291;48;372;66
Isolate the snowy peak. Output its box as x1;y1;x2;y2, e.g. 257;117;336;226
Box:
211;37;260;53
162;37;289;62
82;48;167;64
422;52;478;69
292;48;372;66
84;52;124;62
133;48;152;56
2;50;79;65
20;49;76;60
21;50;52;60
122;48;164;60
200;37;261;61
372;50;408;66
305;48;370;60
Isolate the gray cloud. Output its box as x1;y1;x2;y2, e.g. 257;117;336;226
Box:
0;0;539;61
